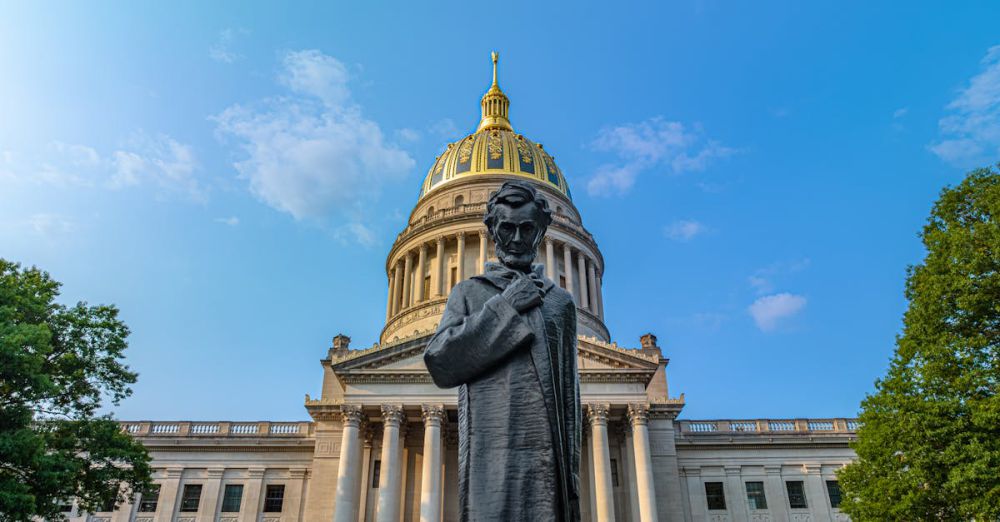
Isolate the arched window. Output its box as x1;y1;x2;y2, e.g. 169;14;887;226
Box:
426;206;435;217
556;206;563;215
454;195;465;207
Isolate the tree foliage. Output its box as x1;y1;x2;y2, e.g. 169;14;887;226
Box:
839;166;1000;520
0;260;150;521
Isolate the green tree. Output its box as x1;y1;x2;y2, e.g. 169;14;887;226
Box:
839;166;1000;520
0;260;150;521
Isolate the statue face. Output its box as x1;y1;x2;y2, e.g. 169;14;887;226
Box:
492;202;543;271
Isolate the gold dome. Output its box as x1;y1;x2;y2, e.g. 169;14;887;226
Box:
417;52;572;201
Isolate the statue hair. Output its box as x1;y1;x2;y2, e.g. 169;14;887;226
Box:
483;181;554;235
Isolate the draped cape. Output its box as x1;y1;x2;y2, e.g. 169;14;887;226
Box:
424;262;581;521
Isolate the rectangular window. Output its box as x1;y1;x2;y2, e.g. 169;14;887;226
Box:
610;458;620;488
221;484;244;512
423;276;431;298
372;460;382;488
59;501;74;513
263;484;285;513
450;267;458;289
137;485;160;513
745;481;768;510
705;482;726;510
559;275;566;289
99;496;117;513
826;480;842;509
180;484;202;512
786;480;808;509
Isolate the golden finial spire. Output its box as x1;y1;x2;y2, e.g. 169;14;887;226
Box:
478;51;513;132
491;51;499;87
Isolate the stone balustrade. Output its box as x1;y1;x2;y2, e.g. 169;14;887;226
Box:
120;421;313;438
677;418;859;435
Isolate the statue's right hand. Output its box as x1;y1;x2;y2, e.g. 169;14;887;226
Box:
502;275;543;313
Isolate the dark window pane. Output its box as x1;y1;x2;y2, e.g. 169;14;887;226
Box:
99;496;117;513
263;484;285;513
221;484;244;512
786;481;808;509
826;480;842;509
610;458;620;488
745;481;768;510
137;485;161;513
705;482;726;510
59;501;74;513
180;484;202;512
372;460;382;488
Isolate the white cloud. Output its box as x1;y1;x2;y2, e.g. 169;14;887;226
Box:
664;219;707;241
428;118;458;138
214;216;239;226
110;134;204;202
26;213;76;237
748;258;810;296
748;293;807;332
930;45;1000;167
587;117;736;196
396;128;421;143
209;28;246;64
893;107;909;119
214;49;414;226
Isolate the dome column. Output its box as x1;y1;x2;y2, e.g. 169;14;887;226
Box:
433;237;445;297
545;237;555;280
597;273;605;320
416;244;427;303
563;243;575;299
478;230;488;275
402;252;414;310
385;270;396;321
392;259;404;316
578;252;590;311
588;260;599;314
456;233;466;282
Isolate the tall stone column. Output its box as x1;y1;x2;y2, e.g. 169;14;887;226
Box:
153;467;182;522
420;405;445;522
333;405;365;522
376;405;405;522
478;230;488;274
725;466;749;522
434;237;445;297
578;253;590;311
402;253;413;310
627;404;658;522
763;466;789;521
545;237;555;280
587;404;616;522
804;464;833;522
386;271;396;321
393;259;404;316
563;243;575;298
415;244;427;303
588;261;599;313
456;233;466;282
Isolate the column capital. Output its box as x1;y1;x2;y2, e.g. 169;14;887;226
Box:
421;404;446;426
627;403;650;426
289;467;309;479
725;465;742;476
165;466;184;479
248;467;266;479
765;465;783;475
419;242;428;253
544;235;554;246
340;404;365;428
436;235;446;246
802;463;823;475
478;228;488;239
381;404;405;427
456;231;466;240
207;466;225;478
587;403;610;426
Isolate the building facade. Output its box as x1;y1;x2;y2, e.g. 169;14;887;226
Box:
70;56;858;522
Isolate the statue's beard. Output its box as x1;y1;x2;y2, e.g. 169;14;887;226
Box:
494;236;540;271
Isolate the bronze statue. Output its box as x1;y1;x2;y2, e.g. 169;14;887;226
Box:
424;181;581;521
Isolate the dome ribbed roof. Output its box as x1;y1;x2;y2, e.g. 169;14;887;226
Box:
417;52;572;201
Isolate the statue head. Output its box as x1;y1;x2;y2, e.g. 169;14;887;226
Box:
484;181;553;272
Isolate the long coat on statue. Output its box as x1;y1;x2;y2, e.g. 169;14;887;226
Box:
424;262;581;522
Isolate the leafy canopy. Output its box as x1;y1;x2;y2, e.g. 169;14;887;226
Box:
838;166;1000;520
0;259;150;521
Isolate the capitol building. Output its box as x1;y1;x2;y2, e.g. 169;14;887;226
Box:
76;56;857;522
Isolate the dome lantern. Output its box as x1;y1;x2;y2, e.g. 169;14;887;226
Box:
476;51;513;132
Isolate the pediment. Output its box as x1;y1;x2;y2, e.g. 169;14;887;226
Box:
331;335;660;373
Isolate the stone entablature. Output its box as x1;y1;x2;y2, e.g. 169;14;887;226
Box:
677;418;859;436
120;421;312;438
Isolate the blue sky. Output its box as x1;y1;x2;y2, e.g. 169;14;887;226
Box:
2;2;999;421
